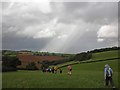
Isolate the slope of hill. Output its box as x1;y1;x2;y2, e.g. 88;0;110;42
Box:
56;50;119;68
2;49;119;88
91;50;118;61
2;59;118;88
17;54;66;69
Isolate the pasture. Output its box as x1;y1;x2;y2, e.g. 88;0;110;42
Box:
91;50;118;61
2;59;118;88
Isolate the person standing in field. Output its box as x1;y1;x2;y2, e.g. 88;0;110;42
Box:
67;64;72;76
54;66;58;74
52;67;54;73
104;64;115;88
59;68;62;74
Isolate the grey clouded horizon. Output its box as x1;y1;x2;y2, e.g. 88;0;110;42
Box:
2;2;118;53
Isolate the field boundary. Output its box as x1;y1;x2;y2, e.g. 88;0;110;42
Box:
80;57;119;64
59;58;119;68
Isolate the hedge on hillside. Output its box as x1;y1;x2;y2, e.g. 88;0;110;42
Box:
74;52;92;61
26;62;38;70
2;55;21;72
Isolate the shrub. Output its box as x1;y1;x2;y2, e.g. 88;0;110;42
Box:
2;55;21;72
74;52;92;61
26;62;38;70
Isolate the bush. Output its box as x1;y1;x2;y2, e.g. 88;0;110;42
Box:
26;62;38;70
90;47;120;53
2;55;21;72
2;66;17;72
74;52;92;61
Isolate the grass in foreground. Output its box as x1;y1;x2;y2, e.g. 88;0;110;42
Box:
2;59;118;88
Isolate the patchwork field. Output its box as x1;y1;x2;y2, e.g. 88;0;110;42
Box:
17;54;66;69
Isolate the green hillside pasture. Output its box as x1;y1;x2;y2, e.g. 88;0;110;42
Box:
50;61;79;68
91;50;118;61
56;50;119;67
62;59;118;88
2;59;118;88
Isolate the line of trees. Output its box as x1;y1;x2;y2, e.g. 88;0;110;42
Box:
89;46;120;53
32;52;75;57
39;52;92;69
74;52;92;61
2;50;17;56
2;46;119;71
40;56;75;69
2;55;21;72
26;62;38;70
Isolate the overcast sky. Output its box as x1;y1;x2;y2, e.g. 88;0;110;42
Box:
2;1;118;53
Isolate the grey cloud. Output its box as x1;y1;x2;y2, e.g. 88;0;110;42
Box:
2;35;53;51
2;2;118;53
64;30;117;53
57;2;118;24
2;2;54;28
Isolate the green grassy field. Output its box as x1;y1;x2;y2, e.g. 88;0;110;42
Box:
53;50;119;68
91;50;118;61
2;59;118;88
51;61;78;68
2;50;119;88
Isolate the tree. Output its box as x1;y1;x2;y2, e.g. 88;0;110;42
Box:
26;62;38;70
40;61;50;69
74;52;92;61
2;55;21;72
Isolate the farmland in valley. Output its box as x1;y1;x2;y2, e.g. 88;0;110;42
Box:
2;50;119;88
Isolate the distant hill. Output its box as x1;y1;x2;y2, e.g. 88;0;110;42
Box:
91;50;118;61
2;46;120;70
55;50;119;68
17;54;67;69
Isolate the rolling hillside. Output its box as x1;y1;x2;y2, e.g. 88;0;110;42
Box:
91;50;118;61
2;59;119;88
17;54;66;69
55;50;119;68
2;50;119;88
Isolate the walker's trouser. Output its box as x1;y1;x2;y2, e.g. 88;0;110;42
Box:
105;77;114;87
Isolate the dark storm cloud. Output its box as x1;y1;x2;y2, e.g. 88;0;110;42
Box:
2;35;53;51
